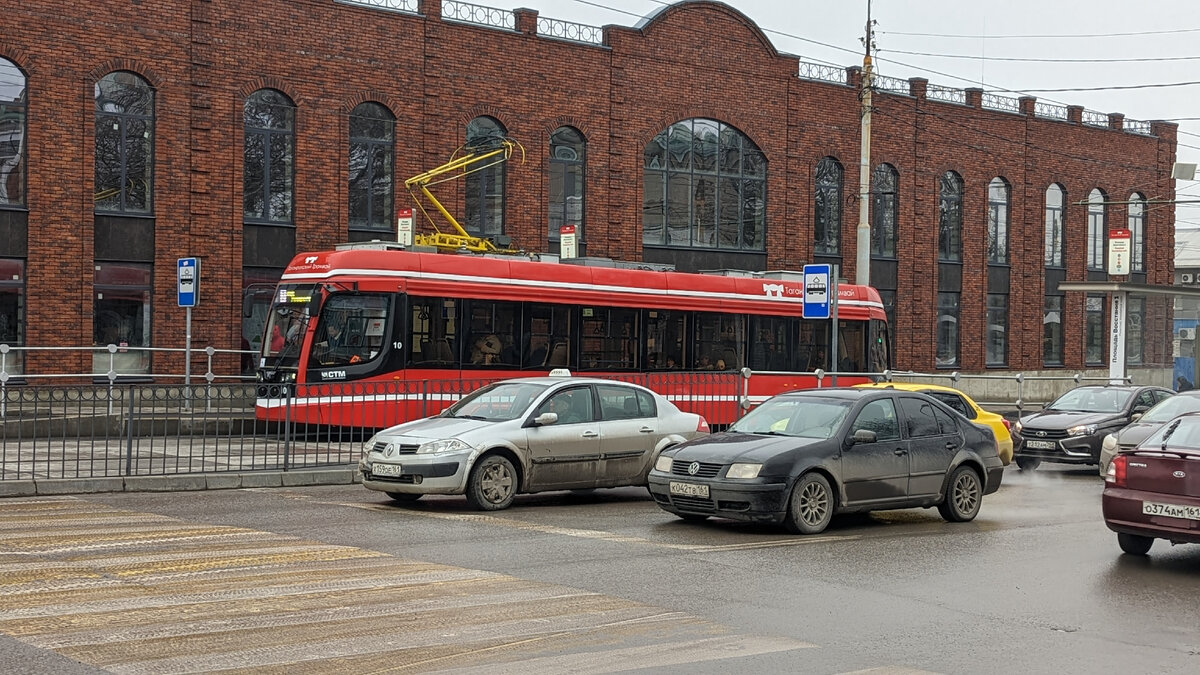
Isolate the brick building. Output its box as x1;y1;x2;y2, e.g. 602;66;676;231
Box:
0;0;1177;380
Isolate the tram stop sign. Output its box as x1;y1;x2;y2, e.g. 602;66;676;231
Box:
177;257;199;307
802;264;831;319
1108;228;1131;276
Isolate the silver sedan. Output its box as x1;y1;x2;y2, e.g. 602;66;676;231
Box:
359;374;710;510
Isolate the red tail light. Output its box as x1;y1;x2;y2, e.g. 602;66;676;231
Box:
697;417;710;433
1001;418;1011;432
1107;454;1128;487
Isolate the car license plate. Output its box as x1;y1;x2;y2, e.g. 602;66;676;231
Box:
371;463;403;477
669;481;709;498
1026;440;1057;450
1142;501;1200;521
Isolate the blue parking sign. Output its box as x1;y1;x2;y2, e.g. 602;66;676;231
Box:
177;257;199;307
802;264;830;319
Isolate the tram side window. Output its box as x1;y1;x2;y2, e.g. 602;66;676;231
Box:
581;307;638;371
409;296;458;366
749;316;795;371
837;320;866;372
310;294;390;367
693;313;743;370
466;300;519;367
528;304;571;369
800;320;830;371
646;310;685;369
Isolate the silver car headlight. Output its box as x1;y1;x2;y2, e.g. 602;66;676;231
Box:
726;463;762;479
362;435;378;460
1101;434;1117;452
417;438;472;454
1067;424;1097;437
654;455;673;472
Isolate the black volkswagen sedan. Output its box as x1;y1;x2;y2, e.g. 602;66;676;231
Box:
647;388;1004;535
1013;384;1174;471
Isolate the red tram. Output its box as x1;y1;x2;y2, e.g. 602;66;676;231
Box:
255;247;889;428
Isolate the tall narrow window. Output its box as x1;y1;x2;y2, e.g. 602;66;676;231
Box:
986;294;1008;366
549;126;586;245
1128;193;1146;272
1085;294;1105;364
987;177;1010;264
1043;295;1063;366
1127;295;1145;365
871;164;898;257
464;116;507;237
938;171;963;262
243;89;296;224
0;258;24;375
94;72;154;213
642;119;765;250
0;57;26;206
936;292;959;367
1044;184;1065;267
814;157;842;255
1087;188;1106;271
348;102;395;231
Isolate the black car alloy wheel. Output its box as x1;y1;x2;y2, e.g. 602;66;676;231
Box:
937;465;982;522
784;473;834;535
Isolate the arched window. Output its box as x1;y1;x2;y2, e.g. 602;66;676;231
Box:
1044;184;1065;267
814;157;842;255
987;177;1010;264
94;71;154;213
549;126;585;245
464;116;507;237
1087;188;1106;271
938;171;963;262
0;57;26;206
1128;192;1146;272
243;89;296;224
348;102;395;231
870;164;898;258
642;118;765;250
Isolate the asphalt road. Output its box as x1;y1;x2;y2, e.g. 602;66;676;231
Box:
2;464;1199;674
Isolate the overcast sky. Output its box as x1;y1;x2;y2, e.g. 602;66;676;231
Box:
483;0;1200;232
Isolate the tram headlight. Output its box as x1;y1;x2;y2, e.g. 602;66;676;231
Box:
417;438;472;455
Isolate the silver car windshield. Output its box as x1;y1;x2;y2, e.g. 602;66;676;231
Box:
1047;387;1132;413
730;397;851;439
1139;395;1200;424
444;382;550;422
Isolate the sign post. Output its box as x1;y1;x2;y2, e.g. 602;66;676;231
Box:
397;208;414;247
177;258;199;405
559;225;578;259
1108;228;1131;276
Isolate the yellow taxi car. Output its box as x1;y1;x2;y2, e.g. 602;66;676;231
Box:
853;382;1014;465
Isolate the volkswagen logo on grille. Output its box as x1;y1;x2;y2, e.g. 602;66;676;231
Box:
1036;431;1047;438
688;461;701;476
1174;470;1186;478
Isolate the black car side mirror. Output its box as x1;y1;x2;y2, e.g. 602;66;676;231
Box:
851;429;877;445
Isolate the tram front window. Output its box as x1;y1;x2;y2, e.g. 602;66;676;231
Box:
262;284;319;364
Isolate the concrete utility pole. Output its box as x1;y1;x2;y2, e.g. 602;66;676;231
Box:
855;0;875;287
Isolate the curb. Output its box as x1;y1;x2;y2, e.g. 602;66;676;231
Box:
0;467;359;498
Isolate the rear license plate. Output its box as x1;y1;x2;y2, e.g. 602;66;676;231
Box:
1142;501;1200;520
669;481;709;498
371;463;404;477
1025;440;1057;450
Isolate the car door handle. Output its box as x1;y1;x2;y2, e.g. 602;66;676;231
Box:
639;427;655;433
582;430;599;438
894;448;907;456
945;442;957;450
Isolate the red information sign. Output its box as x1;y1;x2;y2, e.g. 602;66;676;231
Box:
1108;228;1131;275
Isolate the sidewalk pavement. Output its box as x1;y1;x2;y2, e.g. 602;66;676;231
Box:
0;466;359;498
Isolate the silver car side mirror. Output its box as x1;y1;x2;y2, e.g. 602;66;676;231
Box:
534;412;558;426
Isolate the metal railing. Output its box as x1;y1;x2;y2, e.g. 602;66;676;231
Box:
442;0;515;30
537;16;604;45
1034;101;1069;120
981;92;1020;113
873;74;911;95
1082;109;1109;128
877;369;1134;411
337;0;419;13
797;61;848;85
926;84;966;105
1124;118;1153;135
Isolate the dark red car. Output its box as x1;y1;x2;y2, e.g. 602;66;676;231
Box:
1102;411;1200;556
